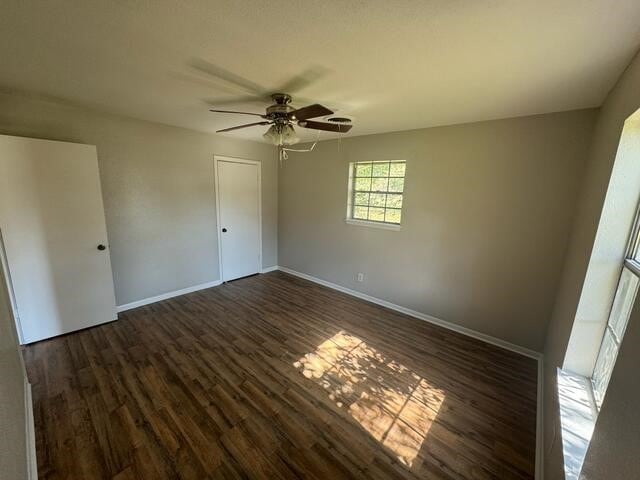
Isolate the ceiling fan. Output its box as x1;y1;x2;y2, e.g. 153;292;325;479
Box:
210;93;352;146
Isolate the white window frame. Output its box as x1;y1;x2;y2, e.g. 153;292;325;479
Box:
345;160;406;231
590;200;640;408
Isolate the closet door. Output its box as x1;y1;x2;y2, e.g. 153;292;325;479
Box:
215;157;261;282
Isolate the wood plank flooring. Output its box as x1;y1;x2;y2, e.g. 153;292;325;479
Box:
22;271;538;479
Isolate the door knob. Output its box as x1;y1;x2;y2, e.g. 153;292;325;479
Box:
97;244;106;251
222;228;227;233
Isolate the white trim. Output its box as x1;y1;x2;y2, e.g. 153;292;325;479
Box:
536;357;544;480
117;268;277;313
346;160;407;232
277;266;542;359
0;228;24;343
345;218;402;231
213;155;263;282
116;280;222;312
25;379;37;480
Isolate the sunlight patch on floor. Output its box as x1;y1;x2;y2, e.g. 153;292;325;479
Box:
294;331;445;467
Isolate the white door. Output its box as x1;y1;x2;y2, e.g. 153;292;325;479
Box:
216;157;261;282
0;135;117;344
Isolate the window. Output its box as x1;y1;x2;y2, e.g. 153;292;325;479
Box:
347;160;406;227
591;207;640;408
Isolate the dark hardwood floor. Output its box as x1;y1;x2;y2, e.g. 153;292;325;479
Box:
23;271;538;479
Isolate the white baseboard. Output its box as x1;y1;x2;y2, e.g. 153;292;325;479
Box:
277;266;542;360
116;279;222;312
25;379;37;480
536;357;544;480
117;267;278;313
117;267;282;312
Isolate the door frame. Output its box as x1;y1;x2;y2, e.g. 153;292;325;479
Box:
213;155;262;282
0;228;24;344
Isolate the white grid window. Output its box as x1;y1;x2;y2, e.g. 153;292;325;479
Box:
348;160;406;226
591;207;640;408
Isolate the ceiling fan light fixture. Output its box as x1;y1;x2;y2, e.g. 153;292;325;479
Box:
281;124;300;145
263;124;279;144
263;124;299;146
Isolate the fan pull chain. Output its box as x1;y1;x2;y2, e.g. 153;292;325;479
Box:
279;146;288;166
279;130;321;167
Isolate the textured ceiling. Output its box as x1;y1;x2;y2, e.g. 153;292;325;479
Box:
1;0;640;143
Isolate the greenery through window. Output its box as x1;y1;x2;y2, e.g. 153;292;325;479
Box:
349;160;406;225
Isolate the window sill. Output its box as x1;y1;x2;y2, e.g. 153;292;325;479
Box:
557;369;598;480
345;218;401;231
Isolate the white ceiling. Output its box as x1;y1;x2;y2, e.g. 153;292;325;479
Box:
1;0;640;143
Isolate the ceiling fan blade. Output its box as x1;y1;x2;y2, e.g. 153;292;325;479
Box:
204;95;271;107
170;72;241;95
298;120;352;133
189;58;267;96
277;66;330;95
210;109;267;118
216;121;271;133
289;104;334;121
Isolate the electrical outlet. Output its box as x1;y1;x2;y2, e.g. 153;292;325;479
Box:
357;273;365;282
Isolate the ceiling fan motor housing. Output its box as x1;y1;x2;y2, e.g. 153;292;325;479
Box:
267;94;296;123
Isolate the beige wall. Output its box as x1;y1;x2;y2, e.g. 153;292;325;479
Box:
279;109;597;352
543;51;640;479
0;253;29;478
0;92;277;306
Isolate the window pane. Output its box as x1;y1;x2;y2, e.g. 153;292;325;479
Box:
592;329;618;408
385;208;402;224
355;163;372;177
388;178;405;193
348;160;406;226
630;219;640;261
608;267;639;339
371;178;388;192
354;192;369;206
633;240;640;262
353;206;368;220
355;178;371;191
368;207;385;222
372;162;390;177
386;193;403;208
370;193;386;207
390;162;406;177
